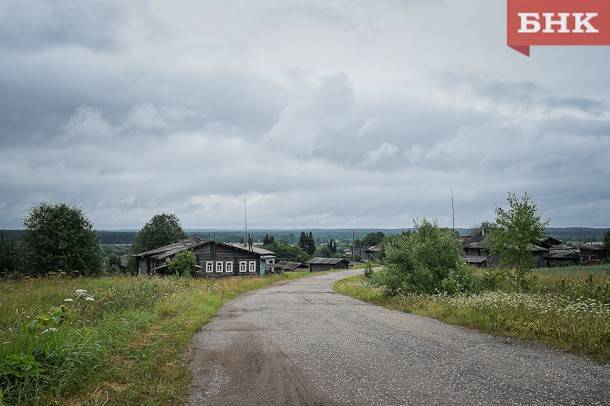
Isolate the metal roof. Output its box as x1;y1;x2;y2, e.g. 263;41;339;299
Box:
308;257;349;265
135;238;275;260
225;243;276;256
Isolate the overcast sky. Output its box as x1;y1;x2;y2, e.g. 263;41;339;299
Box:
1;0;609;230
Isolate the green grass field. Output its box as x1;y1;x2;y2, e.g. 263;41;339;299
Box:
0;272;312;405
334;264;610;362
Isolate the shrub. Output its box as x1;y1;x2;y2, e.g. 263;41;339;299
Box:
373;218;479;295
169;251;196;277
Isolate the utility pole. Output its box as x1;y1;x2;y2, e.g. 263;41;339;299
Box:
451;188;455;232
244;195;249;250
352;228;355;263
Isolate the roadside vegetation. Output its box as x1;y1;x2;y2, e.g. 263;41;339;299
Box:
0;272;313;405
335;194;610;362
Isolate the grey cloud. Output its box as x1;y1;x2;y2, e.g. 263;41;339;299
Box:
1;0;609;229
0;0;125;51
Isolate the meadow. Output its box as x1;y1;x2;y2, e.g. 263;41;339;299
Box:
334;264;610;362
0;272;311;405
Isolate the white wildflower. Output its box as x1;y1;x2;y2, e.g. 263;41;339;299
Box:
43;328;58;333
64;298;74;302
85;296;95;302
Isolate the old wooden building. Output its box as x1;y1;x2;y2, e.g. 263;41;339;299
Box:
308;257;351;272
135;238;276;277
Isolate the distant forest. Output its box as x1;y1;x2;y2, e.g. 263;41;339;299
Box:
1;227;608;245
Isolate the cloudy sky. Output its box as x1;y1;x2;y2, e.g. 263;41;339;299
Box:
1;0;609;230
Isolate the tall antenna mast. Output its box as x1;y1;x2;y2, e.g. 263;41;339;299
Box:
244;195;248;248
451;188;455;232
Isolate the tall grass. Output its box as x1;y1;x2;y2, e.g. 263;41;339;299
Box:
335;264;610;362
0;273;310;405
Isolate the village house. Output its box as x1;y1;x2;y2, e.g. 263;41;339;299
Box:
308;257;351;272
460;236;548;268
135;237;276;277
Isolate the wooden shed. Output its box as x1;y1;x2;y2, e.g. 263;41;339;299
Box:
308;257;351;272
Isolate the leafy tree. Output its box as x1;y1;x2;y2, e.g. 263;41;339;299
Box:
487;193;548;292
265;241;310;263
361;232;385;247
169;251;196;277
23;202;103;276
374;218;476;295
132;213;187;253
604;230;610;253
316;245;333;258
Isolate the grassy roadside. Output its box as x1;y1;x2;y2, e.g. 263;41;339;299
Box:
334;266;610;362
0;272;313;405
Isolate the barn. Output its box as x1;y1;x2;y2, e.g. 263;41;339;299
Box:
308;257;351;272
135;238;276;277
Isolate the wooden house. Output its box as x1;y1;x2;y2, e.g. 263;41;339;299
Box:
275;261;308;272
308;257;351;272
460;236;548;268
135;238;276;277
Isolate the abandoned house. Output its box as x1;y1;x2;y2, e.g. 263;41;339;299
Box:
275;261;308;272
460;236;548;268
135;237;276;277
308;257;351;272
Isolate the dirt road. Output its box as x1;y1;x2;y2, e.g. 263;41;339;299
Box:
187;270;609;405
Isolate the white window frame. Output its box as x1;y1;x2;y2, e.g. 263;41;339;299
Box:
225;261;234;273
206;261;214;273
248;261;257;273
239;261;247;273
215;261;224;273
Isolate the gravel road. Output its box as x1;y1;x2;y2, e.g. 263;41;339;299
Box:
187;270;610;405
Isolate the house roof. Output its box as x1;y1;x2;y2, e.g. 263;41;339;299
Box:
135;238;209;260
276;261;305;270
135;238;275;260
225;243;276;256
460;236;488;250
308;257;349;265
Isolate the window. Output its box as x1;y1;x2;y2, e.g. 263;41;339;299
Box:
206;261;214;273
215;261;223;273
225;261;234;273
239;261;247;273
248;261;256;273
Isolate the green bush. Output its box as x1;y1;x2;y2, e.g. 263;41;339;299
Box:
373;219;479;295
169;251;196;277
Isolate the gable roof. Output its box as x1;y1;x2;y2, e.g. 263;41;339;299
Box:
308;257;349;265
135;238;209;260
135;238;275;261
225;243;275;256
276;261;305;270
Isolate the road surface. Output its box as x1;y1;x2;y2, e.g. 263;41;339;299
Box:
187;270;610;405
